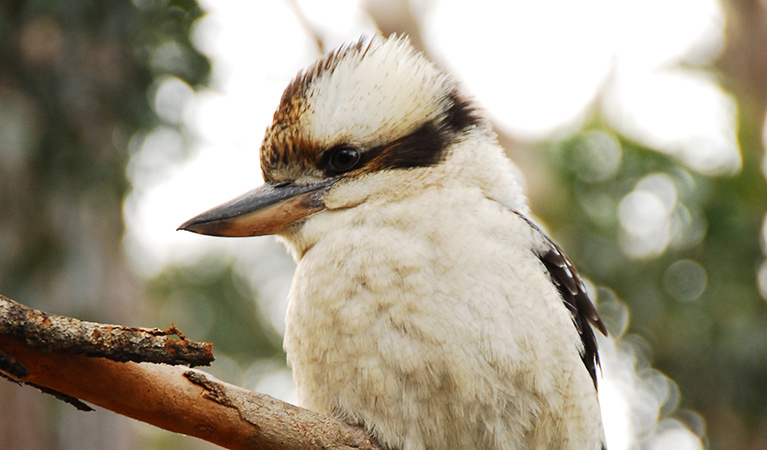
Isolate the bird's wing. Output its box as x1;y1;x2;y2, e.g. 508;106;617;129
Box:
515;212;608;388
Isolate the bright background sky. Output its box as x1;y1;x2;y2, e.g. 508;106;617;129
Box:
123;1;734;448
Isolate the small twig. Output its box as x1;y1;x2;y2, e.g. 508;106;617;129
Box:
285;0;326;54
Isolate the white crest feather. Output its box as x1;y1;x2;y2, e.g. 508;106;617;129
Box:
302;35;456;149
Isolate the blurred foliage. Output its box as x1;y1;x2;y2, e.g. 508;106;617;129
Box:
536;122;767;448
0;0;210;311
0;1;210;449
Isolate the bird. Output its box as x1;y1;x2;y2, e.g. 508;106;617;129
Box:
179;34;608;450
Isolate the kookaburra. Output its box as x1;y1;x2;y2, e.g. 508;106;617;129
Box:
180;35;608;450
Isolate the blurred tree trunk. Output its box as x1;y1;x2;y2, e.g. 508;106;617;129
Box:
718;0;767;135
713;2;767;448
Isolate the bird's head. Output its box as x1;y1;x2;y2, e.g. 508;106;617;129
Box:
179;35;522;253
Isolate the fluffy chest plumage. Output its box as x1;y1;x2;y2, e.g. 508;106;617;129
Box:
282;186;603;450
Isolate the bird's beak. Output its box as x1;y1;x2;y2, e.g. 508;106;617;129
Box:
178;179;337;237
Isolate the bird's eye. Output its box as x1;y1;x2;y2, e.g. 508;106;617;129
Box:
327;147;361;174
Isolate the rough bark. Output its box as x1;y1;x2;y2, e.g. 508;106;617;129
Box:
0;295;381;450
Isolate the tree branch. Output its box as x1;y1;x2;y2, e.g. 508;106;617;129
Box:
0;295;381;450
0;294;214;367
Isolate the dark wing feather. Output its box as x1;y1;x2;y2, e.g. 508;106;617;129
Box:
515;212;607;389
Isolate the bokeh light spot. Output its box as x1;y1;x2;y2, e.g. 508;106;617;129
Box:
664;259;708;302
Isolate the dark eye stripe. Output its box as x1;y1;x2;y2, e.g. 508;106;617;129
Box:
357;90;480;173
313;89;481;177
368;120;450;170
